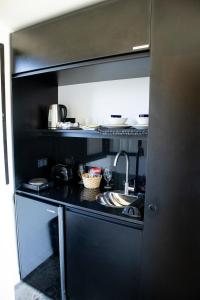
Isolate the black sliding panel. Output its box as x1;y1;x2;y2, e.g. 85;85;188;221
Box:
12;0;150;74
0;43;9;184
140;1;200;299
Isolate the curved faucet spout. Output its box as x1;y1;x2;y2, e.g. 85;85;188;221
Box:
113;151;130;194
114;150;124;166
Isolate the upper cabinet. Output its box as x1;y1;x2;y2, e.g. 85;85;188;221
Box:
11;0;151;74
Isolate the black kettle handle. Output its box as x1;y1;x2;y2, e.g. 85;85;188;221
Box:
60;105;67;121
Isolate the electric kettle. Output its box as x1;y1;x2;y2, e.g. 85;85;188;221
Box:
48;104;67;128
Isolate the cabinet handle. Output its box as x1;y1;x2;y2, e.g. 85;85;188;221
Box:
46;209;56;214
148;203;158;212
132;44;149;51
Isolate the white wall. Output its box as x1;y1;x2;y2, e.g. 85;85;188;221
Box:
58;77;149;125
0;23;20;300
0;0;104;32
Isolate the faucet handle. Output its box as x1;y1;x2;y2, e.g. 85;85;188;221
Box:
128;186;135;192
128;179;135;193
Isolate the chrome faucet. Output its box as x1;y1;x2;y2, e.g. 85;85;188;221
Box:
113;151;135;195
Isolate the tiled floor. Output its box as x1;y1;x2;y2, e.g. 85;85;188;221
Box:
15;282;52;300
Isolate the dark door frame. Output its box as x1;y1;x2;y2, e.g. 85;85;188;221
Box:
0;43;9;184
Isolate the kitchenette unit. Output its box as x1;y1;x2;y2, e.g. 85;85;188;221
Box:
11;0;200;300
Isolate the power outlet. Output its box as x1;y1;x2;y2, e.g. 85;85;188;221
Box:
42;158;48;167
37;158;48;168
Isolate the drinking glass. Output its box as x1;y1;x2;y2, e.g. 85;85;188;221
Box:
78;164;85;184
103;168;112;189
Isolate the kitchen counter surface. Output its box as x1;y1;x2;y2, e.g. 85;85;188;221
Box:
16;183;144;229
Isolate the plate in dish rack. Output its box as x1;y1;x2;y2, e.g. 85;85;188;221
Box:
133;124;148;130
102;125;132;129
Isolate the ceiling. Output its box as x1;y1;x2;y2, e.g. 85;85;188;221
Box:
0;0;104;32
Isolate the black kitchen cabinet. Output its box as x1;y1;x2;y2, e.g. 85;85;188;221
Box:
15;194;66;300
11;0;200;298
140;1;200;299
12;73;58;186
65;209;143;300
11;0;150;74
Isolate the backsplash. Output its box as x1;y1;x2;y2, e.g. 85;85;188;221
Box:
58;77;149;125
50;137;147;192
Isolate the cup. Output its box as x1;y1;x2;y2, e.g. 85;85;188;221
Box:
137;114;149;125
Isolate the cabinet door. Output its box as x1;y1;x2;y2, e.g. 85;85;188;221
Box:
140;1;200;299
15;195;65;300
12;0;150;74
65;210;142;300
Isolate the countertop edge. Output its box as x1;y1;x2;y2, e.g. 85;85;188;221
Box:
15;189;144;230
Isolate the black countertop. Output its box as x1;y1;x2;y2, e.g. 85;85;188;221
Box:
16;183;144;229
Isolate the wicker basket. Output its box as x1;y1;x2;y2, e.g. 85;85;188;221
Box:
82;173;102;189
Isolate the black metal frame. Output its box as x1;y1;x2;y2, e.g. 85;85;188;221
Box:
0;43;9;184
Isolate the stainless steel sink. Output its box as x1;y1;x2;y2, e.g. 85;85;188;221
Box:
96;191;138;208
